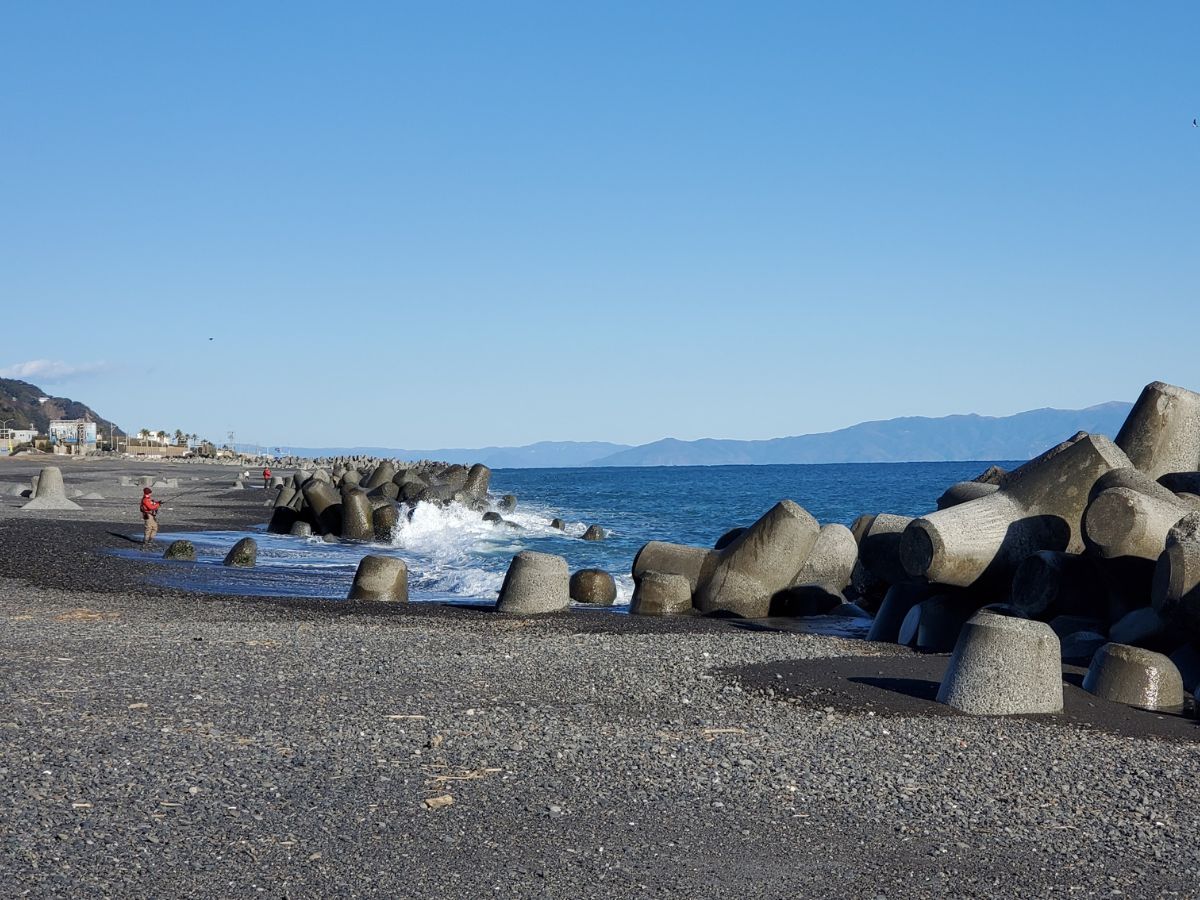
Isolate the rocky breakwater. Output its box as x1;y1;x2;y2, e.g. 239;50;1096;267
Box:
627;380;1200;717
264;459;507;542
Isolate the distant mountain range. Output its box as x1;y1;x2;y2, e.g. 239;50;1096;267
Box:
278;401;1133;468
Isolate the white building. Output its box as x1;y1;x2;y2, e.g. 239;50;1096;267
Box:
0;428;39;456
49;419;97;454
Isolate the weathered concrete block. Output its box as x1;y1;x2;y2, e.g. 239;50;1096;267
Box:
302;479;343;536
1082;643;1184;710
936;611;1063;715
1083;487;1190;562
1048;614;1106;638
1010;551;1107;620
163;540;195;561
1152;512;1200;641
1115;381;1200;480
289;521;313;538
362;462;397;491
897;595;979;653
1168;643;1200;695
463;463;491;498
936;481;999;510
712;527;746;551
632;541;718;594
373;503;400;542
866;583;934;642
496;551;569;614
694;500;820;618
901;433;1130;588
1108;606;1169;650
769;583;844;616
582;524;606;541
223;537;257;567
789;523;857;593
21;467;81;511
1061;631;1107;665
857;514;913;586
631;572;692;616
340;489;374;542
348;555;408;602
569;569;617;605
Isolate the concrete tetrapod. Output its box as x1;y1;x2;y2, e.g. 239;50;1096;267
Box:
1010;551;1109;620
1114;381;1200;480
900;433;1130;588
362;462;397;492
1082;643;1184;711
693;500;820;618
463;463;491;499
866;583;935;642
632;541;718;594
496;551;570;614
857;514;913;586
1083;487;1191;563
936;481;1000;510
631;572;692;616
348;555;409;602
569;569;617;605
936;611;1064;715
373;504;400;542
1152;513;1200;640
788;523;857;593
340;489;375;542
21;467;81;511
302;479;343;536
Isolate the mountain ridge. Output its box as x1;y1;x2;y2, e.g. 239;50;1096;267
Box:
274;401;1133;468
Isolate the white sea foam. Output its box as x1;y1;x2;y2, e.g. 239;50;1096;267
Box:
144;496;621;606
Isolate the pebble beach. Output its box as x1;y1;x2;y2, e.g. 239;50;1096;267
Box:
1;457;1198;898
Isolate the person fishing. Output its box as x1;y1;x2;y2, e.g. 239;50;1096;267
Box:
140;487;161;548
262;465;272;490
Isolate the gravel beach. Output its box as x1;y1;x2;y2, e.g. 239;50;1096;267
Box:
1;458;1199;898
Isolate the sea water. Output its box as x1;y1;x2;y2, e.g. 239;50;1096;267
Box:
119;461;1016;611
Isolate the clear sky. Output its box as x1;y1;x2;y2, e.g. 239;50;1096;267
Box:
1;2;1196;450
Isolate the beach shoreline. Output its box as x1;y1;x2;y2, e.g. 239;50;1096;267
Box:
1;458;1198;896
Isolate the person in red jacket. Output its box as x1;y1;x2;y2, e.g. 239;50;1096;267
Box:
140;487;161;548
262;466;272;490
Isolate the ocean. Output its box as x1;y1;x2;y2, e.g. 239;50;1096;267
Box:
121;461;1016;611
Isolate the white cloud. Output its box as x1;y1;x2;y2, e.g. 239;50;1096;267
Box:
0;359;111;381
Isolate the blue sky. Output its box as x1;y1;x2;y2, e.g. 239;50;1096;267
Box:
1;2;1196;449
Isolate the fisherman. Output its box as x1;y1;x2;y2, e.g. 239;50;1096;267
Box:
262;465;272;489
140;487;161;548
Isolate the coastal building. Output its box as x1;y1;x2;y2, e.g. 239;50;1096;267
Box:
49;419;98;455
0;428;40;456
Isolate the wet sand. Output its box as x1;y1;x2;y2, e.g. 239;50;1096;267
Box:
1;458;1199;897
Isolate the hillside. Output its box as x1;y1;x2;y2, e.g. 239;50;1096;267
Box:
0;378;123;440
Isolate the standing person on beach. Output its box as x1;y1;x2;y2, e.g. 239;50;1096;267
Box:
262;465;272;490
140;487;161;548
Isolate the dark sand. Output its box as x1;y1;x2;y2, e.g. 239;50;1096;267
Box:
1;458;1199;898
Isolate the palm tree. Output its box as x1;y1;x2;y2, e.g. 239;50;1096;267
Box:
174;429;185;445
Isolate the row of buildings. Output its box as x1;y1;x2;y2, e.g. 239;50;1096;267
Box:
0;419;100;456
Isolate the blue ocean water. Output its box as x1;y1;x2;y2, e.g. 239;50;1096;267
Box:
121;461;1016;609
